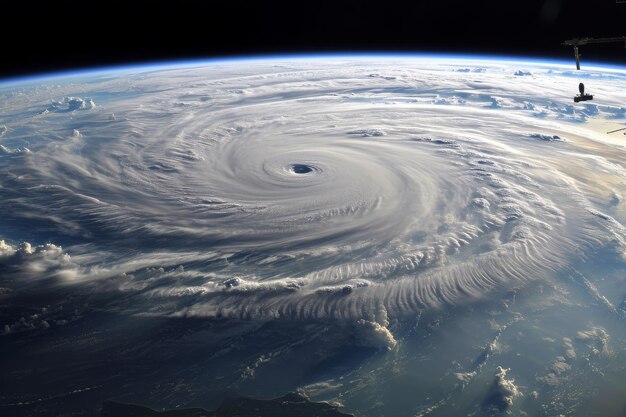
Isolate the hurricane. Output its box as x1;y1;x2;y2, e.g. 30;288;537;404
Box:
2;56;626;416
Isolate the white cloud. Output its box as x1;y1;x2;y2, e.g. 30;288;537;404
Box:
454;67;485;73
563;337;576;360
0;144;31;154
576;326;610;355
550;356;571;374
299;381;343;396
346;128;386;137
3;316;49;334
0;240;79;283
355;319;396;351
239;354;272;381
484;366;520;411
455;371;476;384
46;96;96;113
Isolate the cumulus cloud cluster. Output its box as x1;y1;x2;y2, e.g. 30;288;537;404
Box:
483;366;520;411
57;96;96;111
3;315;50;334
354;319;396;350
576;326;610;355
0;240;79;283
0;144;31;154
454;67;486;73
455;371;476;384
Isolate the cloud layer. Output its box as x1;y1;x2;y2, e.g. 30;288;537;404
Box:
1;57;625;334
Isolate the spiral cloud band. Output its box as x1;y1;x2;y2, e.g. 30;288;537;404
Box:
1;57;625;326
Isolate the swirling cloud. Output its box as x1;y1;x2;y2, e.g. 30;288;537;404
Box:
1;57;625;337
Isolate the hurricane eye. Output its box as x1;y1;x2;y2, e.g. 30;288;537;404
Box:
290;164;314;174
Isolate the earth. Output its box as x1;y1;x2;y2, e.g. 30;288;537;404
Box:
1;56;625;417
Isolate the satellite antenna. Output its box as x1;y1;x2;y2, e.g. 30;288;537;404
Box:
562;37;626;70
562;1;625;69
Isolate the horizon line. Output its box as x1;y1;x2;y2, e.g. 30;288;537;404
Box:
2;52;626;86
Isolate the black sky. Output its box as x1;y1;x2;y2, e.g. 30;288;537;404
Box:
2;0;625;79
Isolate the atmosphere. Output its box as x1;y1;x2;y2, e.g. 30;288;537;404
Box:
2;0;626;78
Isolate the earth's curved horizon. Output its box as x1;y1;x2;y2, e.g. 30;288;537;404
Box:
3;53;626;86
1;55;625;417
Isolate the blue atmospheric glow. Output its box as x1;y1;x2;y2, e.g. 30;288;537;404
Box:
1;52;625;86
